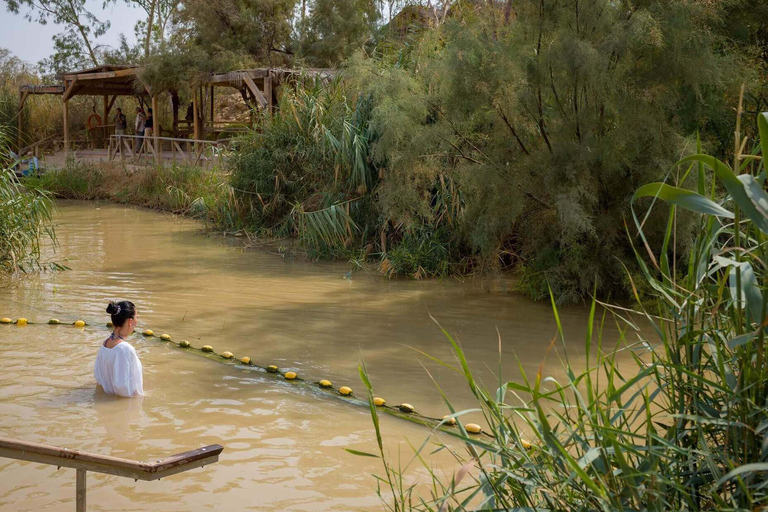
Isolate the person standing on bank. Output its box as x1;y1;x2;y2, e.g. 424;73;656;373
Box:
94;301;144;397
135;107;146;152
114;108;127;137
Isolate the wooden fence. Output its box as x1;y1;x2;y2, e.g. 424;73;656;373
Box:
108;134;227;169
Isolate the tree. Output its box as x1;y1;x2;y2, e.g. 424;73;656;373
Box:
172;0;296;65
296;0;380;66
346;0;751;300
4;0;109;72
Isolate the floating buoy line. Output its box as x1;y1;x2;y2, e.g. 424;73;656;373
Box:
0;315;506;441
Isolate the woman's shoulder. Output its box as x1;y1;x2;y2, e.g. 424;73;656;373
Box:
115;342;138;354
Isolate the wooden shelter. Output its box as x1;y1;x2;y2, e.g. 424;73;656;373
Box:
17;65;334;159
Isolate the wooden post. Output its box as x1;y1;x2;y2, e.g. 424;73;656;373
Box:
76;469;86;512
17;91;23;153
103;95;109;148
192;89;199;148
210;86;214;132
264;73;272;118
63;97;70;154
151;95;159;164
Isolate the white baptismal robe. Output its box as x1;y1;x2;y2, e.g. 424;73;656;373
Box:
94;341;144;397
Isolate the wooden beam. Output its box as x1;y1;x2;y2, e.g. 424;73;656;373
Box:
63;95;70;153
210;86;214;129
192;89;200;143
151;94;159;163
19;84;64;95
107;95;117;115
207;69;269;85
241;73;267;108
264;74;272;117
62;77;79;102
62;67;141;81
17;91;28;152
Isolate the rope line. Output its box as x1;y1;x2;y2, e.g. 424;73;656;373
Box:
0;315;499;439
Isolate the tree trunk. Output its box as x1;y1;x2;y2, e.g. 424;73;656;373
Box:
145;0;156;59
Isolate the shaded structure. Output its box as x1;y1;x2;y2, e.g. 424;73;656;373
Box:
17;65;334;162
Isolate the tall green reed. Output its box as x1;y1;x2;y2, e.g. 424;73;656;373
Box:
0;130;56;272
355;98;768;511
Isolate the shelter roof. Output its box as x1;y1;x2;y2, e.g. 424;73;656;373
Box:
20;66;336;99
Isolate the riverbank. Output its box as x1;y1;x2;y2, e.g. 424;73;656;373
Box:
25;160;233;224
23;160;502;283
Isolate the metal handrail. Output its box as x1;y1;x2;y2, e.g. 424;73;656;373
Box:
0;436;223;511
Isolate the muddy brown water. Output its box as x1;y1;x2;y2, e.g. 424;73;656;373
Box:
0;201;634;511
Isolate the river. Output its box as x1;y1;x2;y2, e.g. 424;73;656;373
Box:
0;201;632;511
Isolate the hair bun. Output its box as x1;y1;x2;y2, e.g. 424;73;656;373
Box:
106;301;118;315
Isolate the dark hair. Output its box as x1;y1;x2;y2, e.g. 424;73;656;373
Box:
106;300;136;327
147;108;153;113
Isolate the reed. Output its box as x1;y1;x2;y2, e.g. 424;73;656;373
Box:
0;131;56;272
355;103;768;510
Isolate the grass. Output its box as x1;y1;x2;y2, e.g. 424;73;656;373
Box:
25;158;243;230
354;98;768;510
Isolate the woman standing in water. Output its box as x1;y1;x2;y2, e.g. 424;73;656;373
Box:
94;301;144;397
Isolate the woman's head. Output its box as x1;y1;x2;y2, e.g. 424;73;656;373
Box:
106;300;137;333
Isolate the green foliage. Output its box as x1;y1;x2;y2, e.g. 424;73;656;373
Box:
230;76;379;255
296;0;381;66
26;160;239;228
346;0;754;300
355;105;768;511
0;130;56;272
382;225;452;279
0;172;56;272
173;0;296;65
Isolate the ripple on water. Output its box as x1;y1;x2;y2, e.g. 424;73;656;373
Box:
0;201;635;511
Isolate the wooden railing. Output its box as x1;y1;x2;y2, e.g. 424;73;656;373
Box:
0;436;223;511
109;134;227;169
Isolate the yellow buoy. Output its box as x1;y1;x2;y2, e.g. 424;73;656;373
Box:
240;356;251;365
465;423;482;434
319;379;333;388
48;319;60;325
106;322;113;328
0;318;11;324
74;320;85;328
398;403;415;413
142;329;154;336
267;365;279;373
221;351;234;359
373;397;386;407
16;318;28;326
284;371;297;380
160;334;172;341
201;345;213;353
339;386;352;396
179;340;191;348
442;415;457;426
